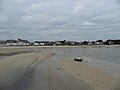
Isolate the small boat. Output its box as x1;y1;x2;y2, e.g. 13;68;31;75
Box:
74;57;83;62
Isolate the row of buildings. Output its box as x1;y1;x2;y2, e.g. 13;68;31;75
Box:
0;39;119;46
0;39;30;46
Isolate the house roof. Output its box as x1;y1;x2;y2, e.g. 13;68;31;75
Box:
6;40;18;43
18;39;30;43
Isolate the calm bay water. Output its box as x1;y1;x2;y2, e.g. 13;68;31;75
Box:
48;47;120;64
47;47;120;76
0;47;120;76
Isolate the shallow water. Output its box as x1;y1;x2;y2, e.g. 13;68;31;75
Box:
0;47;120;76
47;47;120;77
52;47;120;64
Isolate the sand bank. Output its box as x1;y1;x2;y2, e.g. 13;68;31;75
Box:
62;59;119;90
0;47;38;55
0;51;55;87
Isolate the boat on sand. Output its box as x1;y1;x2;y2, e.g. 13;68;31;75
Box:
74;57;83;62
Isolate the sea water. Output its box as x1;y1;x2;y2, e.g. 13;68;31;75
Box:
48;47;120;77
51;47;120;64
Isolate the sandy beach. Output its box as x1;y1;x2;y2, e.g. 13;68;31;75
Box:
62;59;120;90
0;46;120;90
0;47;92;90
0;49;55;89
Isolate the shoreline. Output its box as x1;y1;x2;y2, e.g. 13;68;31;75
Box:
84;57;120;78
0;45;120;48
62;59;120;90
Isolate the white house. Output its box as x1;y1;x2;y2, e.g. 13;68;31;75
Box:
5;40;18;46
55;41;62;45
95;42;104;45
5;39;30;46
34;42;40;46
17;39;30;46
40;42;46;46
34;41;47;46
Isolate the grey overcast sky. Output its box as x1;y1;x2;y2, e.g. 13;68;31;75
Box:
0;0;120;41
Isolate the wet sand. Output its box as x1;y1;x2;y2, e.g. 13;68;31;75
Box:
62;59;119;90
0;50;55;89
0;47;91;90
0;46;120;90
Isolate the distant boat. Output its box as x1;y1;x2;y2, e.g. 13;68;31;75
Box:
74;48;86;62
74;57;83;62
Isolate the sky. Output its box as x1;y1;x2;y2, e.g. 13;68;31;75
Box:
0;0;120;41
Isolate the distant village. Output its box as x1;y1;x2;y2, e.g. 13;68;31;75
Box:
0;39;120;46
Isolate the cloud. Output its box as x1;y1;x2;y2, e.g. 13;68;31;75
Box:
0;0;120;41
82;21;95;26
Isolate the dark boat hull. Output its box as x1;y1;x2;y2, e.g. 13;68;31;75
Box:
74;58;83;62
